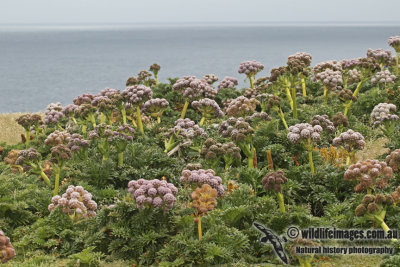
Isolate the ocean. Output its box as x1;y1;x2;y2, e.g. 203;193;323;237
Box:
0;24;398;113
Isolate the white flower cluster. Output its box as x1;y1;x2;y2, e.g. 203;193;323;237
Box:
191;98;224;118
366;48;393;66
371;103;399;126
226;96;258;117
310;115;336;133
173;76;217;100
388;36;400;52
332;129;366;151
238;60;264;76
122;85;153;105
217;76;238;90
48;185;97;219
180;168;224;196
202;74;218;85
287;123;322;144
167;118;208;139
44;130;71;146
44;102;65;125
128;179;178;211
313;60;342;73
371;70;396;85
347;69;361;85
314;69;343;90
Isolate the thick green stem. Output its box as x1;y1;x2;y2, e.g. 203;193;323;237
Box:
198;216;202;240
53;167;61;196
307;139;315;175
157;116;161;124
89;114;96;128
82;124;87;135
102;154;108;163
136;106;144;134
199;116;206;126
367;188;372;195
25;129;30;148
344;81;363;116
276;192;286;213
249;75;255;88
180;101;189;119
323;86;328;105
291;86;298;119
121;107;127;124
248;157;254;169
72;117;77;124
301;77;307;96
40;171;51;188
117;152;124;167
100;112;104;123
285;86;294;110
155;75;159;86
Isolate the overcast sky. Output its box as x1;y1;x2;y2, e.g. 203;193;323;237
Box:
1;0;400;25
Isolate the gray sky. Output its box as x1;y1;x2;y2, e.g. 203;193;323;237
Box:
1;0;400;24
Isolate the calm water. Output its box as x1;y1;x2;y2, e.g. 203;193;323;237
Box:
0;24;398;112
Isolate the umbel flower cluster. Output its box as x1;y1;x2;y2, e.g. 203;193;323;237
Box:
199;138;241;170
388;36;400;52
287;123;322;144
16;114;42;131
180;168;224;196
122;85;153;106
314;69;343;90
164;118;208;154
226;96;258;117
386;149;400;172
173;76;217;100
44;102;65;125
166;118;208;140
370;103;398;127
332;112;349;128
48;185;97;221
344;160;393;193
392;186;400;204
332;129;366;152
338;88;358;102
191;98;224;125
219;117;254;143
0;230;16;263
128;179;178;212
142;98;169;123
310;115;336;133
366;48;393;66
217;76;238;90
371;70;396;85
67;133;90;154
313;60;342;73
347;69;361;85
358;194;393;214
191;184;218;216
355;194;393;220
287;52;312;75
202;74;218;85
44;130;71;146
262;170;288;193
238;60;264;88
287;123;322;174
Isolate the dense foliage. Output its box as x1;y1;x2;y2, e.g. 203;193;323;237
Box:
2;37;400;266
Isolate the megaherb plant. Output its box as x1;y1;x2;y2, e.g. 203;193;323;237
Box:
122;85;153;134
172;76;217;119
4;38;400;266
238;60;264;88
16;114;42;148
